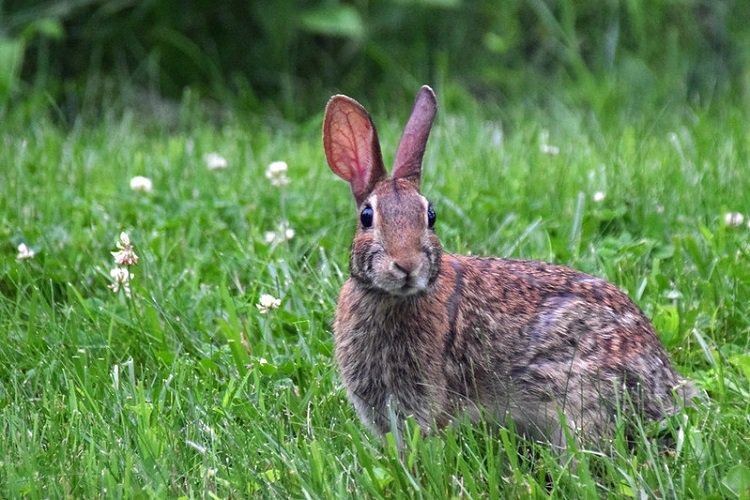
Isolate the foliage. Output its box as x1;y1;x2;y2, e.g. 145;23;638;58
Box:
1;0;749;116
2;90;750;496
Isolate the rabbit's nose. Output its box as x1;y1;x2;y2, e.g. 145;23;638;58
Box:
392;259;419;277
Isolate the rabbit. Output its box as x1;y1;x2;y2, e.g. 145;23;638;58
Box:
322;85;698;448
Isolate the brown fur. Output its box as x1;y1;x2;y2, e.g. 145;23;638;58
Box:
323;86;697;447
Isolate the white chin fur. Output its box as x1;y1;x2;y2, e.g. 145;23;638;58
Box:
374;274;429;296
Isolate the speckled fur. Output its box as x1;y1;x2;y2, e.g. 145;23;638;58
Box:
323;86;697;447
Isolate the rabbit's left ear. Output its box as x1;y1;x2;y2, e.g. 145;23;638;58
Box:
392;85;437;186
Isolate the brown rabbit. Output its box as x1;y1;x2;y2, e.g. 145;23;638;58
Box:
322;85;697;447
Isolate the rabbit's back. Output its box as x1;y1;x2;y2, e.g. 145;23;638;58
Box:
444;255;697;438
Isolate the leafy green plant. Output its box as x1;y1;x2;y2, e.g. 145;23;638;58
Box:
0;17;62;104
2;0;749;116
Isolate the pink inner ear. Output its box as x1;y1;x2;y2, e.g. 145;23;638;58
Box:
323;95;386;203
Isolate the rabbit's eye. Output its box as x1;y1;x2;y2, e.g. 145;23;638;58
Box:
427;204;436;228
360;206;374;228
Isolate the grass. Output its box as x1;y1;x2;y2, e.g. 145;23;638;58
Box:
1;92;750;498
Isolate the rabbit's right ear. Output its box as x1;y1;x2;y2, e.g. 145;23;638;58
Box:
323;95;387;205
392;85;437;186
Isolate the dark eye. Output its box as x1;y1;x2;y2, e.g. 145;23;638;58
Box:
360;206;374;228
427;204;436;228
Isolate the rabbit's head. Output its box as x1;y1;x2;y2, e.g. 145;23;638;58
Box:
323;86;441;296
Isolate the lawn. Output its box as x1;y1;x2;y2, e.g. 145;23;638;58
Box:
1;93;749;497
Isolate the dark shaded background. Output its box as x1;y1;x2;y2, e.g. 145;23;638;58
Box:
1;0;748;119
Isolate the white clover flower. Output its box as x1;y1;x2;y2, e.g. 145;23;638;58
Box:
263;221;295;245
112;232;139;266
129;176;153;193
724;212;744;227
109;232;138;296
108;267;133;297
16;243;36;260
204;152;228;170
280;221;295;241
266;160;287;175
256;294;281;314
593;191;606;202
265;161;290;187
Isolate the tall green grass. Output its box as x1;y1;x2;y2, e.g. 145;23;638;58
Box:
1;93;749;497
